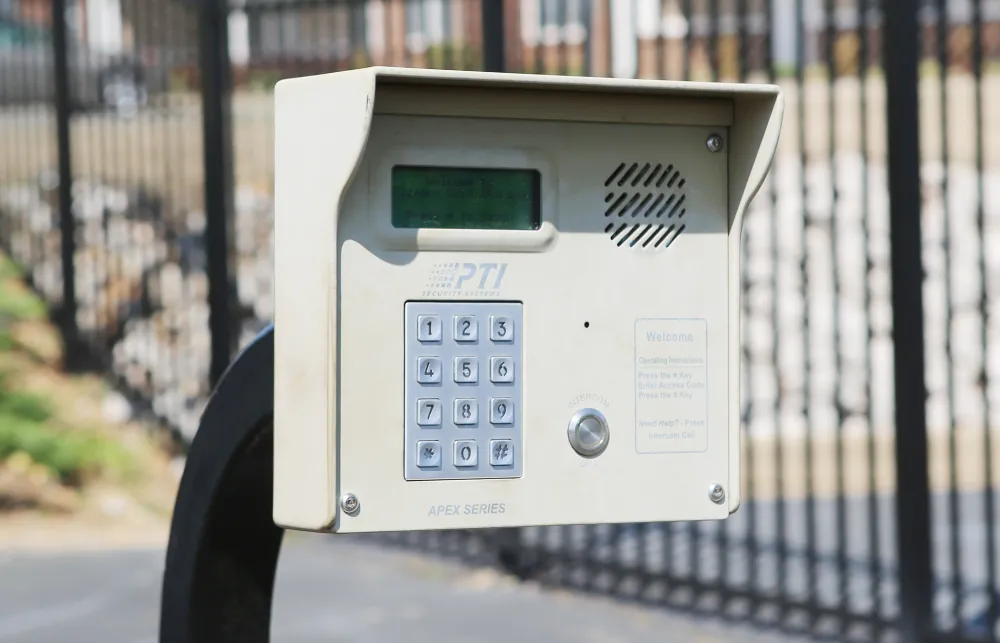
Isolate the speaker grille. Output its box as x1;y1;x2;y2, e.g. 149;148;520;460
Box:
603;162;687;249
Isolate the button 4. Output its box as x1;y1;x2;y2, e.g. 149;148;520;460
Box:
416;357;442;384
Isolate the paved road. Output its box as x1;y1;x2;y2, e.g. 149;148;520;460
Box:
0;533;801;643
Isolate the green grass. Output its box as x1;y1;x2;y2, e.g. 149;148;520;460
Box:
0;377;136;485
0;255;45;322
0;257;137;487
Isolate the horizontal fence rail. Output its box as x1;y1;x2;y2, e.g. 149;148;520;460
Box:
0;0;998;640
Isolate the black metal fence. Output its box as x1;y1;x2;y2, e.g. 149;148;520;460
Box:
1;0;999;641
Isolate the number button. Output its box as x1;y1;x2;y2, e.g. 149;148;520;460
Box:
490;357;514;383
416;441;441;468
489;397;514;424
490;315;514;342
454;440;478;467
416;357;442;384
453;398;479;425
454;357;478;383
416;399;441;426
454;315;479;342
489;439;514;466
417;315;442;342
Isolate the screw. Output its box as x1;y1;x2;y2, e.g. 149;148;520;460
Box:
706;134;724;153
709;484;726;505
340;493;360;516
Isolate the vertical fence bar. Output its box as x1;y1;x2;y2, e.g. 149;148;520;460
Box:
883;0;933;640
971;0;998;636
482;0;506;73
824;0;848;632
198;0;237;386
51;0;81;369
937;0;963;633
859;0;881;633
794;0;818;625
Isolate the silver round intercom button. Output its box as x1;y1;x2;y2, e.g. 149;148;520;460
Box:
567;408;610;458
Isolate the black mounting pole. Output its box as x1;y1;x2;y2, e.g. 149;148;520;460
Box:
160;326;282;643
482;0;506;72
884;1;933;640
51;0;82;369
198;0;238;387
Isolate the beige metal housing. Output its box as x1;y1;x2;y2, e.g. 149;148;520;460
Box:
273;66;783;533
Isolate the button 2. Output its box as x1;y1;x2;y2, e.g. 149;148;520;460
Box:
416;441;441;468
454;357;478;383
454;398;479;425
454;440;478;467
454;315;479;342
417;315;442;342
416;357;442;384
490;315;514;342
416;399;441;426
490;357;514;383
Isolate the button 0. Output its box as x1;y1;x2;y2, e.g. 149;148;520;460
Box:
416;441;442;468
417;315;442;342
454;315;479;342
416;357;442;384
490;315;514;342
454;440;478;467
489;357;514;383
454;398;479;425
567;408;610;458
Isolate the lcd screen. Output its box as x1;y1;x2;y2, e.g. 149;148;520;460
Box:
391;166;541;230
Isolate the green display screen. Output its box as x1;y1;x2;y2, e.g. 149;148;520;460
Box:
391;166;541;230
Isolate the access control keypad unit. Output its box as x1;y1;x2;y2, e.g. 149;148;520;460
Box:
404;301;523;480
272;67;784;534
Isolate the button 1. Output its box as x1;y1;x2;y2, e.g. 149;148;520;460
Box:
490;315;514;342
489;397;514;424
416;357;442;384
416;441;441;468
416;399;441;426
454;315;479;342
489;439;514;466
567;408;610;458
454;440;478;467
489;356;514;383
454;398;479;425
454;357;479;384
417;314;442;342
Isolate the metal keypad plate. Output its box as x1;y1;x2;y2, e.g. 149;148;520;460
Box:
404;301;523;481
